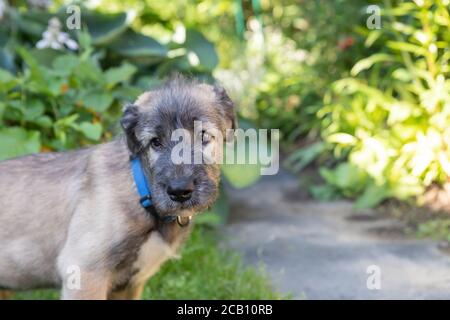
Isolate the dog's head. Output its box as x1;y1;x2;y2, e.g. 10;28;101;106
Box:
120;76;236;216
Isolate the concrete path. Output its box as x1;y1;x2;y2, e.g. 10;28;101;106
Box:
223;171;450;299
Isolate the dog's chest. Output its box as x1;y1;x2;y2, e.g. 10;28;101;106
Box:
129;232;177;284
111;223;191;291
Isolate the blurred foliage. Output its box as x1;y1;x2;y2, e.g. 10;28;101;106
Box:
280;0;450;208
210;0;450;209
217;0;373;146
0;1;219;159
0;39;139;157
307;0;450;208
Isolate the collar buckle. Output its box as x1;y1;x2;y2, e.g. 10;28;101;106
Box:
177;216;192;227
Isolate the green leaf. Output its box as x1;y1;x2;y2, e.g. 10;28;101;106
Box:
24;100;45;121
109;29;167;64
0;127;41;161
365;30;382;47
82;11;129;45
285;142;326;172
82;90;114;112
0;68;17;91
387;41;427;56
74;60;104;83
184;29;219;71
0;68;15;83
327;133;357;145
16;46;39;70
16;9;52;37
320;163;366;196
52;54;79;76
78;122;103;141
351;53;394;76
309;184;340;201
354;183;390;209
34;115;53;128
104;62;137;87
112;85;142;101
30;48;63;68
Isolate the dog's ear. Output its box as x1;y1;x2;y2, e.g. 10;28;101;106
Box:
120;104;141;153
213;85;238;140
120;104;139;133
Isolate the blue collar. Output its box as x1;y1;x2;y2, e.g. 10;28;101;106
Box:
130;156;154;209
130;156;191;226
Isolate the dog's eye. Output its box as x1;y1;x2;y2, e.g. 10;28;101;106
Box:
149;137;162;149
202;131;213;145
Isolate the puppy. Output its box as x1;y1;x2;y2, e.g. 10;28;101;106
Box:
0;76;236;299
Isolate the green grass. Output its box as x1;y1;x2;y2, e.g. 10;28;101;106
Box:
11;226;285;300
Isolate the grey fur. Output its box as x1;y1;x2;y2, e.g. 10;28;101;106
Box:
0;76;236;299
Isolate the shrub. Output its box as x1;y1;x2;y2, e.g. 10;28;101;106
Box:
0;39;139;159
307;0;450;207
0;2;219;159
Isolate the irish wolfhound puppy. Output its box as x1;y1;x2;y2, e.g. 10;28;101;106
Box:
0;76;236;299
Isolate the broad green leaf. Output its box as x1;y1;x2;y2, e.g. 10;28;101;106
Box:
112;85;142;101
81;90;114;112
0;68;14;83
0;68;17;91
16;9;52;37
309;184;340;201
34;115;53;129
82;11;129;45
104;63;137;87
52;54;79;76
109;29;167;64
78;122;103;141
184;29;219;71
355;183;390;208
319;167;337;186
0;127;41;161
30;48;63;68
285;142;327;172
24;100;45;121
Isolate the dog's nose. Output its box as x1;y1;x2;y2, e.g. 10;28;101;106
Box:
167;178;194;202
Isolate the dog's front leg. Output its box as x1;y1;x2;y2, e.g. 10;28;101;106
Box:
108;283;145;300
61;269;110;300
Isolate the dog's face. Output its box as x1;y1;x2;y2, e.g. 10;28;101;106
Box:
120;77;236;216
